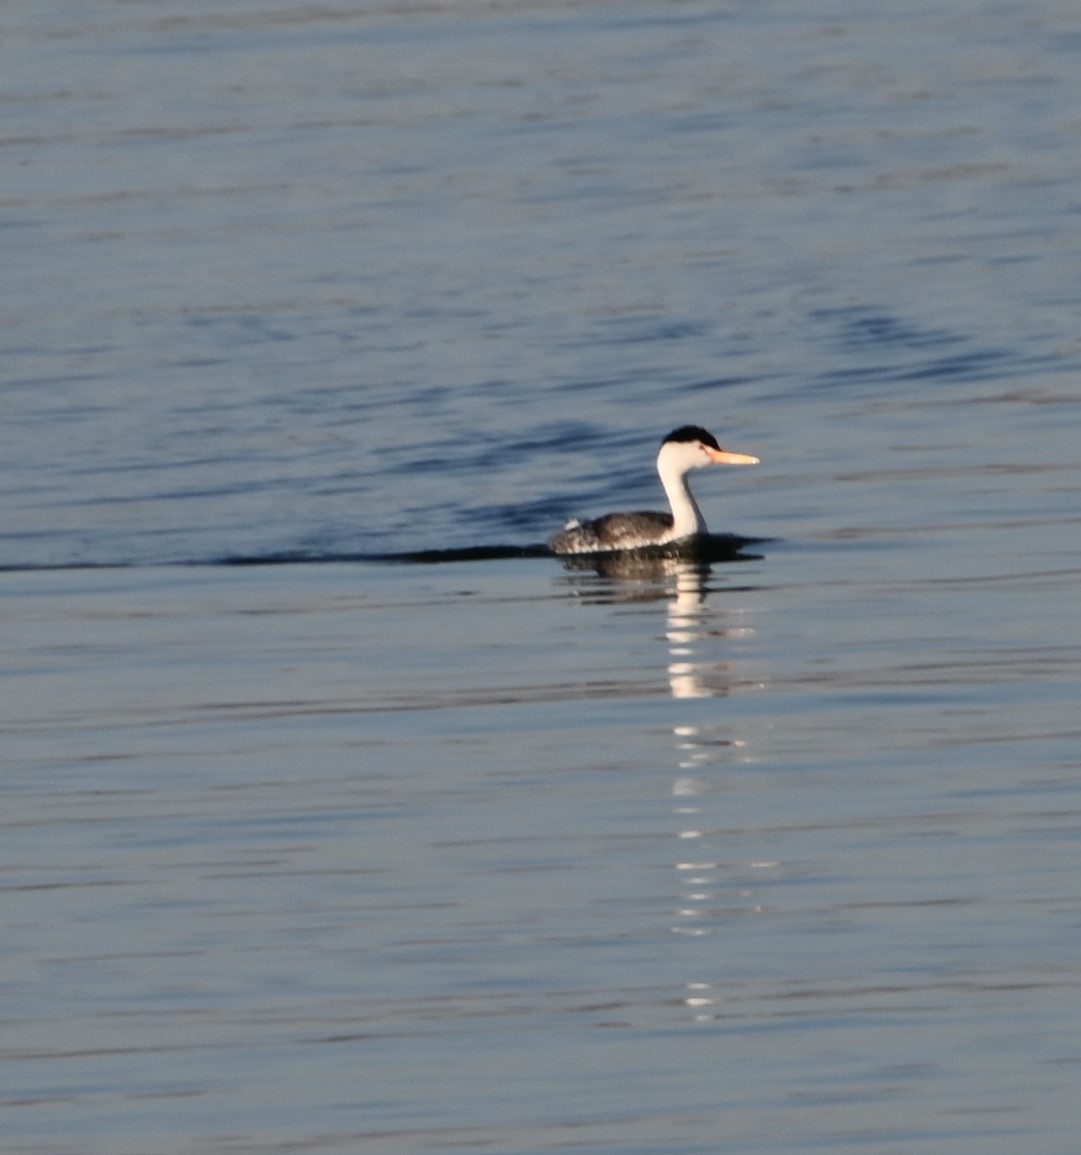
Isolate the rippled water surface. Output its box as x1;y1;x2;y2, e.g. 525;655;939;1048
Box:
4;2;1081;1153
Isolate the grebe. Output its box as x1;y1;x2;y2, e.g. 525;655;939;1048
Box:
549;425;758;555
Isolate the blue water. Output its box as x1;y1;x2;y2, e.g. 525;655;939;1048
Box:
3;2;1081;1153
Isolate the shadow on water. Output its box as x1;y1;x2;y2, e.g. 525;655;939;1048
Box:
220;533;767;569
0;535;768;572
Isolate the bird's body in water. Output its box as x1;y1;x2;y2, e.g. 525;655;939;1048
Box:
549;425;758;555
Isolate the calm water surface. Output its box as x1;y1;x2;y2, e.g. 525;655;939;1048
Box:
3;2;1081;1153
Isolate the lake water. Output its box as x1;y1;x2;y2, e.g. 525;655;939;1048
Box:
3;2;1081;1153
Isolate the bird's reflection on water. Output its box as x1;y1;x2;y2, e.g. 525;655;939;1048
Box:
556;546;768;1024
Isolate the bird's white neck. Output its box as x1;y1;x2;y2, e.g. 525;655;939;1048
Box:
658;457;707;540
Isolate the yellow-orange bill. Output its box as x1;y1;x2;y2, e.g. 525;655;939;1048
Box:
708;449;759;466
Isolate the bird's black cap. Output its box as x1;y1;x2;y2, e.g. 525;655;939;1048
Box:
662;425;721;451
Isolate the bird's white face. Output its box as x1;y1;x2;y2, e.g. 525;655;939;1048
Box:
661;437;759;473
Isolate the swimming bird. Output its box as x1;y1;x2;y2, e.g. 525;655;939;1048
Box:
549;425;758;555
